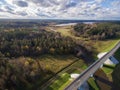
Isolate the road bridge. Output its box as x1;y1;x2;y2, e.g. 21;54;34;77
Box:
65;41;120;90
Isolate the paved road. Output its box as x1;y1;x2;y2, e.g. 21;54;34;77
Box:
65;41;120;90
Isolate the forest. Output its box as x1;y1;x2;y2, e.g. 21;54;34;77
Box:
0;21;120;90
73;22;120;40
0;29;92;58
0;27;93;90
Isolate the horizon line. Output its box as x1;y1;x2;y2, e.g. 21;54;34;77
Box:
0;18;120;21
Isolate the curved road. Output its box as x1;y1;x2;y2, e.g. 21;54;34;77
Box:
65;41;120;90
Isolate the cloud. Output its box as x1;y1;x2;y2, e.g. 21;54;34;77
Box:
111;1;120;8
13;0;28;7
4;6;14;11
16;11;28;16
28;0;53;7
0;0;119;20
0;8;4;12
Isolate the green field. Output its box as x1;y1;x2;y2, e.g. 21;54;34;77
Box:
45;58;87;90
91;39;120;53
102;66;114;74
59;78;72;90
102;64;116;81
47;73;71;90
88;77;99;90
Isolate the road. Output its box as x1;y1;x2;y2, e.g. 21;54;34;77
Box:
65;41;120;90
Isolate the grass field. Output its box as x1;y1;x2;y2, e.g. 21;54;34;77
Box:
58;79;72;90
47;73;71;90
90;38;120;53
53;26;120;54
55;26;72;37
38;55;78;73
102;64;116;81
102;66;114;74
88;77;100;90
45;58;87;90
47;26;83;40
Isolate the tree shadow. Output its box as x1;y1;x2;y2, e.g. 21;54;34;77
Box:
111;64;120;90
94;69;113;90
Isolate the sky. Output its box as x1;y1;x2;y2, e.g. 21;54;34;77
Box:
0;0;120;20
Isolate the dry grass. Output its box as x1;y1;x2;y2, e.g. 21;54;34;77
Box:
37;55;79;73
46;26;82;39
48;26;120;53
89;39;120;53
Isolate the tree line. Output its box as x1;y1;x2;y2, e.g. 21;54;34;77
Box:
73;22;120;40
0;29;92;58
